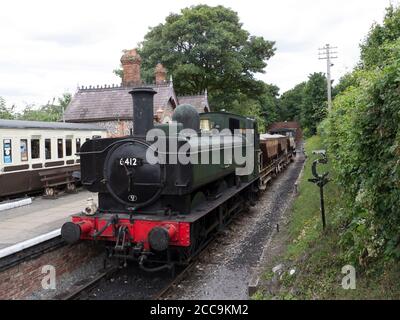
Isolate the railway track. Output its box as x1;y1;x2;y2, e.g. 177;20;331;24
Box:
57;260;191;300
60;236;216;300
59;266;119;300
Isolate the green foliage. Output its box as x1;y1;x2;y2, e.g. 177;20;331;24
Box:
278;72;327;136
332;71;359;96
278;82;305;121
257;136;400;300
19;93;72;122
258;83;280;129
137;4;275;112
287;136;337;256
325;5;400;262
300;72;327;135
360;5;400;69
327;60;400;261
113;5;280;128
0;97;15;120
256;6;400;299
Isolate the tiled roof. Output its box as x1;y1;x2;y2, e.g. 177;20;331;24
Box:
64;84;178;122
177;94;210;113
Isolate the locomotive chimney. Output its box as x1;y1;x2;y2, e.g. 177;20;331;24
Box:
129;87;157;136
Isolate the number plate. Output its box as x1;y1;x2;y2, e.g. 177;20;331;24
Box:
119;157;142;167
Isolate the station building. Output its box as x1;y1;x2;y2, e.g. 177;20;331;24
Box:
64;49;210;137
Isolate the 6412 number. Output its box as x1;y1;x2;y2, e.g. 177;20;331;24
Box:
119;157;141;167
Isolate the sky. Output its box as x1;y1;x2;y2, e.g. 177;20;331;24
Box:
0;0;396;109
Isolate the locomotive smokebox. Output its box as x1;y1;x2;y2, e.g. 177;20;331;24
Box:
129;87;157;136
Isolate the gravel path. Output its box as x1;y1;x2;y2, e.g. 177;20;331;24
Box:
166;153;305;300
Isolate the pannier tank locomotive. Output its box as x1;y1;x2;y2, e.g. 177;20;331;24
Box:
61;87;295;272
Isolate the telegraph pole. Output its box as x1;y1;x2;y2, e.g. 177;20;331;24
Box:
318;44;338;112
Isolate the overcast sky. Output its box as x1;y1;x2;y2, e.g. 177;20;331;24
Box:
0;0;395;109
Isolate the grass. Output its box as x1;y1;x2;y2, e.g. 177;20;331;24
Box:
286;136;337;257
255;135;400;300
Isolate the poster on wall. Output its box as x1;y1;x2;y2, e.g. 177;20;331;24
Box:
3;139;12;163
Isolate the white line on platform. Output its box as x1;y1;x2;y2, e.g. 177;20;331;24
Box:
0;198;32;212
0;228;61;259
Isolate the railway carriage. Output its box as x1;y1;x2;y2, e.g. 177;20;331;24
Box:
61;87;296;272
0;120;106;199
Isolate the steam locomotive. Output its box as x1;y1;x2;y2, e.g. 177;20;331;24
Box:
61;87;295;272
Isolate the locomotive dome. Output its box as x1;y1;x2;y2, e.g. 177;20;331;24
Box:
172;104;200;131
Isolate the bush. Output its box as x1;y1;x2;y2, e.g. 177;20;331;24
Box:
325;40;400;262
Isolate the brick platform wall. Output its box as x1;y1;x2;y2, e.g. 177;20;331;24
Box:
0;242;102;300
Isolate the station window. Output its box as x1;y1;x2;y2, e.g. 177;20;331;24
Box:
76;138;81;153
20;139;28;161
31;139;40;159
45;139;51;160
3;139;12;164
57;139;64;158
66;139;72;156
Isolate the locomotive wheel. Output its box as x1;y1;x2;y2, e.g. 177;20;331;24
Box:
216;180;228;195
191;192;206;211
189;219;207;256
235;175;241;188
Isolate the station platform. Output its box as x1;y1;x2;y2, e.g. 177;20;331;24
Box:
0;190;96;250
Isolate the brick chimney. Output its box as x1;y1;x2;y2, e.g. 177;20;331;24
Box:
154;63;167;85
120;49;142;86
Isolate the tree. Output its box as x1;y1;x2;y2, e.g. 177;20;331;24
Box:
274;72;327;135
333;71;358;96
0;97;15;120
324;5;400;261
19;93;71;122
259;83;280;128
57;93;72;115
279;82;306;121
300;72;327;135
137;5;275;111
360;5;400;69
